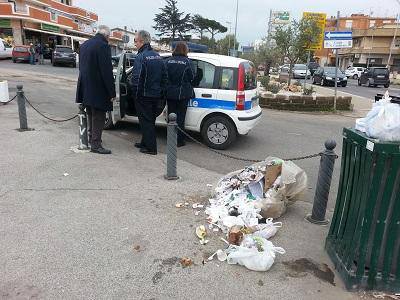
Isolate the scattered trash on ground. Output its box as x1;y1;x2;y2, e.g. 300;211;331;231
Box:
190;158;307;272
133;245;141;252
180;257;193;268
371;292;400;300
63;173;69;177
70;145;90;153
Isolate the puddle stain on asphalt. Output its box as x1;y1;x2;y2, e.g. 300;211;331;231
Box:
152;257;180;284
282;258;335;286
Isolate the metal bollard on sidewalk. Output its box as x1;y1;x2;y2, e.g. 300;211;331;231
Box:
165;113;179;180
16;85;30;131
78;104;89;150
306;140;338;225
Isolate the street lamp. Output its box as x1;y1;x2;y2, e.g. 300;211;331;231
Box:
226;21;232;56
233;0;239;53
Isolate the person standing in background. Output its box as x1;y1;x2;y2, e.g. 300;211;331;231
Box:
165;42;195;147
29;43;35;65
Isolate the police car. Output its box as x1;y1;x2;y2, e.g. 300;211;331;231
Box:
106;52;262;150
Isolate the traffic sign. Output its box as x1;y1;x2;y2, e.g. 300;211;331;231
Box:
324;31;353;48
302;12;327;50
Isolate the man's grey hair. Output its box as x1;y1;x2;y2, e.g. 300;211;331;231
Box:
137;30;151;44
97;25;111;38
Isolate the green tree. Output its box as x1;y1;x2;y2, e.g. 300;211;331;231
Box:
153;0;193;41
214;34;238;55
192;14;208;39
273;18;321;84
205;19;228;41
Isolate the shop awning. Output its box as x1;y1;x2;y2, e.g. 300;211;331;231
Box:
23;27;88;42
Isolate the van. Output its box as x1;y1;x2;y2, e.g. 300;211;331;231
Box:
358;67;390;88
0;38;12;59
106;52;262;150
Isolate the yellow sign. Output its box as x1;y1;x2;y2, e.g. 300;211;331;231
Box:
303;12;327;50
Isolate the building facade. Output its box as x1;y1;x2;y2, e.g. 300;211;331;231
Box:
0;0;122;52
314;14;398;68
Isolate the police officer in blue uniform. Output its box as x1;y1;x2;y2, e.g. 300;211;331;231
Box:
130;30;167;155
165;42;196;147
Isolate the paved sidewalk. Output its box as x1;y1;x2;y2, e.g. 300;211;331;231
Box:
0;96;372;299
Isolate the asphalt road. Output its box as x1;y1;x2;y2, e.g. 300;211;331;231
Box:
2;60;355;210
318;78;400;100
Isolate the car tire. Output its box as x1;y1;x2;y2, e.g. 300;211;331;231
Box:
342;83;347;87
201;115;237;150
103;111;115;130
52;62;57;67
384;84;390;88
368;79;374;87
353;74;358;80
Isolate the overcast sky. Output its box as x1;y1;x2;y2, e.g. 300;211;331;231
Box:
74;0;399;45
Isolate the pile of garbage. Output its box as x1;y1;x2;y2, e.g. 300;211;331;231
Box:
198;157;308;272
356;91;400;142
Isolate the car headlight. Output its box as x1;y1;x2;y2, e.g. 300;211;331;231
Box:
343;77;347;81
325;76;332;80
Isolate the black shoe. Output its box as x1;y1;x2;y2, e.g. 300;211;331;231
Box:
91;147;112;154
140;148;157;155
177;141;186;148
134;142;144;149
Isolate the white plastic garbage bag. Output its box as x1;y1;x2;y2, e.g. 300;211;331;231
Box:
0;80;10;103
366;101;400;142
227;237;285;272
251;218;282;240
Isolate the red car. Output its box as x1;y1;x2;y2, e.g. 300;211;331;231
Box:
12;45;31;63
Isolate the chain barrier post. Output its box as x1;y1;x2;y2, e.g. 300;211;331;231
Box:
306;140;338;225
16;85;29;131
78;104;89;150
165;113;179;180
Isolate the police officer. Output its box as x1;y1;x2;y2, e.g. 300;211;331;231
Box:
130;30;167;155
165;42;195;147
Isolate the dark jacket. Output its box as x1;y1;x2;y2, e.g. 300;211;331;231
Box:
165;54;195;100
76;33;116;111
129;43;167;99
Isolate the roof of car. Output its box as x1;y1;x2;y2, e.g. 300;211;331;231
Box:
161;52;250;68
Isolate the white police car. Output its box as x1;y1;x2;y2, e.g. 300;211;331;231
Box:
106;52;262;150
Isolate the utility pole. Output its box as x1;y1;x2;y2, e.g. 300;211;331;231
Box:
387;13;399;69
233;0;239;55
226;21;232;56
267;9;272;47
367;26;376;68
334;11;340;112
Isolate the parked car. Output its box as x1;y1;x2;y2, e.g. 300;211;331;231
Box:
107;52;262;150
292;64;311;79
12;45;31;63
358;67;390;88
312;66;348;87
0;38;12;59
345;66;365;79
307;61;320;75
52;46;76;67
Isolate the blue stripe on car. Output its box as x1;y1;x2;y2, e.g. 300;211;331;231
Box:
188;98;252;110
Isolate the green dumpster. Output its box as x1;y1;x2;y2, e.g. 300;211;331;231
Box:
326;128;400;292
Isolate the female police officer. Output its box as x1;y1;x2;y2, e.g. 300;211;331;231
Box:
165;42;196;147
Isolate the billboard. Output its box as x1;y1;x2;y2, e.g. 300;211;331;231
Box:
271;11;290;25
302;12;327;50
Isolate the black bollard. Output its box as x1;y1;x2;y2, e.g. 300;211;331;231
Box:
165;113;179;180
16;85;29;131
306;140;338;225
78;104;89;150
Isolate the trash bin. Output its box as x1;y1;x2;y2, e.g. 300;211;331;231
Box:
326;128;400;292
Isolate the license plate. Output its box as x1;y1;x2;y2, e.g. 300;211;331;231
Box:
377;75;384;78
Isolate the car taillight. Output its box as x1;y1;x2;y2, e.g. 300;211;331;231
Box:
236;63;245;110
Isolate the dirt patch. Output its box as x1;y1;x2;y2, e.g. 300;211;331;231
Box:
152;257;181;285
283;258;335;286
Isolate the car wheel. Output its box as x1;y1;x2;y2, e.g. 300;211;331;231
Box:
52;62;56;67
384;84;390;88
103;111;115;130
353;74;358;80
342;83;347;87
201;115;237;150
368;79;374;87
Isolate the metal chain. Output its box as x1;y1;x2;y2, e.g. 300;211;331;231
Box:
176;126;322;163
23;95;78;122
1;95;17;105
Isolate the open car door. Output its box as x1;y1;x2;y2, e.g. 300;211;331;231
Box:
112;52;127;124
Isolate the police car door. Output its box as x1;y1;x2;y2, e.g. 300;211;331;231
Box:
187;58;220;128
113;52;127;123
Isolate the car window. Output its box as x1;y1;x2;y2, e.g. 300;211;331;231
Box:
374;68;388;75
219;68;235;90
357;68;363;71
192;60;216;89
56;47;73;53
243;62;257;90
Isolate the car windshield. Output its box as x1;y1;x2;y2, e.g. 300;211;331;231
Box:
294;65;307;70
324;67;344;76
56;47;73;53
374;68;388;75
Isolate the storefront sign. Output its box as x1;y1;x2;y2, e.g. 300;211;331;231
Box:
41;23;59;32
0;19;11;28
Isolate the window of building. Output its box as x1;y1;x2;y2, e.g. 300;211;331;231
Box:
354;39;360;46
395;38;400;48
51;11;57;21
345;20;353;29
369;20;376;28
383;20;392;24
